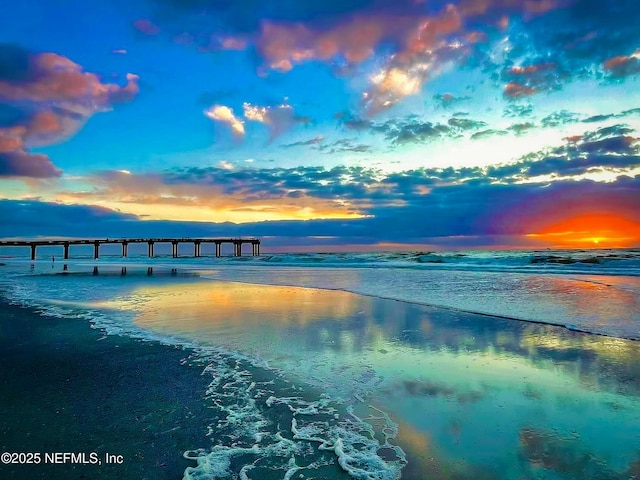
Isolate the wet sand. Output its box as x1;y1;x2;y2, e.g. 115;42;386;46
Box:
0;297;215;480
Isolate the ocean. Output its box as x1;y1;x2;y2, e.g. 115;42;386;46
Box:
0;247;639;479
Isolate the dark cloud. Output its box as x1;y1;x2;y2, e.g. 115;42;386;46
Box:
317;138;372;154
583;124;634;141
507;122;535;135
447;117;487;130
583;113;614;123
501;61;563;98
470;129;507;140
0;150;61;178
584;109;640;124
541;110;580;128
604;53;640;78
374;114;490;145
1;173;638;248
433;93;470;108
509;124;640;179
381;119;452;145
335;112;373;131
281;136;324;148
0;200;137;233
503;103;533;118
165;164;381;202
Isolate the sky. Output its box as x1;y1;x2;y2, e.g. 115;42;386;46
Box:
1;0;640;251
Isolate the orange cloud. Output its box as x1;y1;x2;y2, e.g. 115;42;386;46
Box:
51;169;367;223
503;81;537;97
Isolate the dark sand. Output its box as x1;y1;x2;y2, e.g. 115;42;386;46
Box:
0;297;216;480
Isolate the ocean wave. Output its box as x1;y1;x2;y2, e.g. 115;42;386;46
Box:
249;249;640;276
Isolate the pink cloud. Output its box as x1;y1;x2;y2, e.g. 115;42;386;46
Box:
0;51;139;178
0;53;139;107
133;19;160;35
251;0;564;114
257;16;416;72
0;127;26;152
221;37;248;50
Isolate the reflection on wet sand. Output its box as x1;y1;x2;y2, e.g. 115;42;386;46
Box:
519;427;640;480
103;279;640;480
519;274;640;337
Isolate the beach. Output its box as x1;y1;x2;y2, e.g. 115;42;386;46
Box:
0;251;639;479
0;297;216;480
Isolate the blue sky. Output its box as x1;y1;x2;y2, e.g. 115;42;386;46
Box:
1;0;639;250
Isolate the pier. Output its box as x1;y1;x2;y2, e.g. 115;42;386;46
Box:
0;238;261;260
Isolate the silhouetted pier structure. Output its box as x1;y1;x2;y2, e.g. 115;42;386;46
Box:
0;238;261;260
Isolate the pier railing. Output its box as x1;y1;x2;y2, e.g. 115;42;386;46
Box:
0;238;261;260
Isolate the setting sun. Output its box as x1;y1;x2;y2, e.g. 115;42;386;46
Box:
526;214;640;248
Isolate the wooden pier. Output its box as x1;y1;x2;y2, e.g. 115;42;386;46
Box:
0;238;261;260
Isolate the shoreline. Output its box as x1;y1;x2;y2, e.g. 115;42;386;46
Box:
0;295;215;480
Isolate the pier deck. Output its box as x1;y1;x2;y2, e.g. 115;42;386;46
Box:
0;238;261;260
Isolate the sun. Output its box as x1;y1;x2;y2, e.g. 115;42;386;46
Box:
526;214;640;248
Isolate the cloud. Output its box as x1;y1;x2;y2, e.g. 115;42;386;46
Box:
541;110;580;128
375;114;490;145
0;48;138;105
503;103;533;118
281;136;324;148
433;93;471;108
501;62;561;97
3;159;639;248
133;19;161;35
205;102;300;141
603;50;640;78
335;112;373;131
0;150;61;178
485;0;640;99
503;82;537;98
502;124;640;179
243;102;295;140
0;44;139;177
317;138;372;154
257;15;414;72
204;104;245;137
507;122;535;135
448;117;487;130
